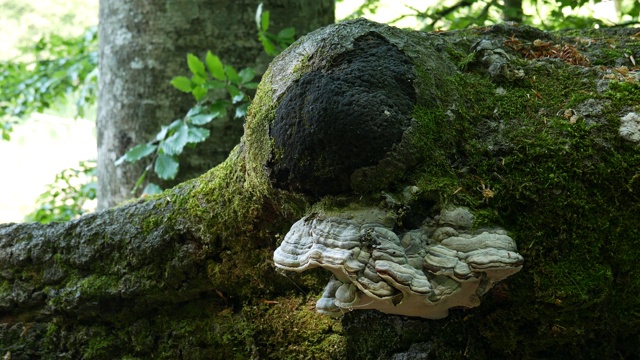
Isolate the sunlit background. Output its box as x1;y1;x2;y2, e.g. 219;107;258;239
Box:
0;0;625;223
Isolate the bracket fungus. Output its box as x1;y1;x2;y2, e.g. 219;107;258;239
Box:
274;206;523;319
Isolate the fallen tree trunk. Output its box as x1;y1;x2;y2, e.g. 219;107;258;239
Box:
2;19;639;359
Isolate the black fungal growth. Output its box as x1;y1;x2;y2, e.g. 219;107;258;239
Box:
268;33;417;196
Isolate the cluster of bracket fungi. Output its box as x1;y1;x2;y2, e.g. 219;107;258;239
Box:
274;194;523;319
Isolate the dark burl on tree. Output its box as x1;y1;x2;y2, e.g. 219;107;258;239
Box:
268;33;416;196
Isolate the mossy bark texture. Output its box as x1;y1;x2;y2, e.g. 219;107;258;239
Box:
2;19;640;359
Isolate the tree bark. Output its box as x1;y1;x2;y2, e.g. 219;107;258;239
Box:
4;20;640;359
97;0;334;210
502;0;523;23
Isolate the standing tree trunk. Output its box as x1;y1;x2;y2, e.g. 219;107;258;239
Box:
97;0;334;209
3;20;639;359
502;0;523;22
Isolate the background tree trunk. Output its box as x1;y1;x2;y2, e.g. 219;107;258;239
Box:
97;0;334;209
4;20;640;359
502;0;523;22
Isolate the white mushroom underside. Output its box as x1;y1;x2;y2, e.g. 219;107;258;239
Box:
273;207;524;319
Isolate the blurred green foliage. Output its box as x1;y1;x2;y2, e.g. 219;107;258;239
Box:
25;160;97;223
0;26;97;141
339;0;640;31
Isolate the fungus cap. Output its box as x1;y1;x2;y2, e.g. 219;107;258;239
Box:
273;207;523;319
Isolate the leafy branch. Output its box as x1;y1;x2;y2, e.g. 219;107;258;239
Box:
115;51;259;195
255;3;296;56
116;4;295;196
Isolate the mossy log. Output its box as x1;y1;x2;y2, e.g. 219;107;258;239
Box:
2;19;640;359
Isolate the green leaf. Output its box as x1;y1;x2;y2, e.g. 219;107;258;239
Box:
238;68;256;84
170;76;192;92
167;119;184;131
227;85;244;103
156;125;169;141
259;33;278;56
187;53;206;77
186;105;203;118
132;169;148;193
161;122;189;155
115;143;157;165
277;27;295;40
205;80;227;89
191;74;206;85
156;119;186;142
205;51;226;81
142;183;163;195
189;113;217;125
243;82;259;89
233;93;246;104
235;102;250;119
187;127;210;143
209;102;228;118
154;154;179;180
261;10;270;32
192;85;207;101
224;65;240;85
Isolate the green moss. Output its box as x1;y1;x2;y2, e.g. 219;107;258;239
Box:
77;275;120;297
40;295;345;359
43;321;59;349
332;32;635;357
140;214;163;236
606;80;640;104
84;327;116;360
237;295;346;358
0;279;11;296
413;49;640;357
243;70;281;191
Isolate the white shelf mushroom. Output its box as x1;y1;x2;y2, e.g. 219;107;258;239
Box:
273;206;524;319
